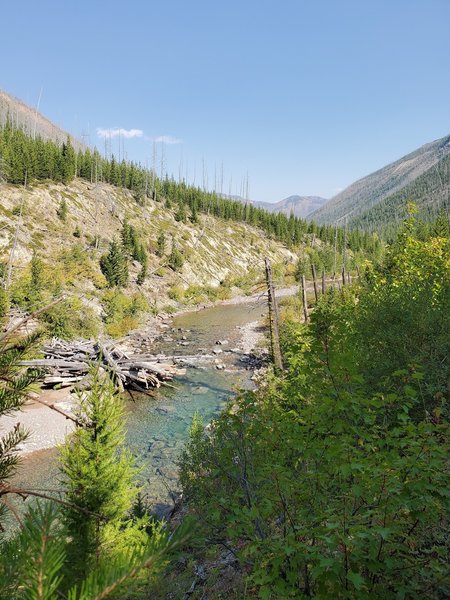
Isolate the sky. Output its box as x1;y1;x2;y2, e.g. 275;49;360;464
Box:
1;0;450;202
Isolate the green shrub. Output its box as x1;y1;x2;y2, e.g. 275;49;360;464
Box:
0;288;9;322
180;220;450;598
168;243;184;272
168;285;185;302
57;198;68;222
41;298;99;340
102;290;149;337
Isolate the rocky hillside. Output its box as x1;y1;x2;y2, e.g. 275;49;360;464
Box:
0;179;296;318
311;133;450;225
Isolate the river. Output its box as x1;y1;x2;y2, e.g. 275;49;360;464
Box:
11;298;268;518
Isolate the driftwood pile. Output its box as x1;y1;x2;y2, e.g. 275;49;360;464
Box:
18;339;181;393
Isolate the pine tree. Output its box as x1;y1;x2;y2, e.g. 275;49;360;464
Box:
59;366;138;579
121;220;133;253
0;330;41;530
100;240;129;287
168;241;184;272
57;197;68;222
156;231;166;257
190;202;198;223
28;252;45;308
174;203;187;222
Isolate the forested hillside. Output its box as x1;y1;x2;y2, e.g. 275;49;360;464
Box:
311;133;450;229
0;119;378;254
0;119;383;341
350;152;450;237
0;90;84;151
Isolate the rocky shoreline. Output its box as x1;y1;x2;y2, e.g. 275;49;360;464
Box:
0;287;289;456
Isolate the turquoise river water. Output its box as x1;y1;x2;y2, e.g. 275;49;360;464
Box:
12;299;268;517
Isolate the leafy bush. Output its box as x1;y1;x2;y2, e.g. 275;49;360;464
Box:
168;285;185;302
180;220;450;599
41;297;99;340
102;290;149;337
181;381;449;598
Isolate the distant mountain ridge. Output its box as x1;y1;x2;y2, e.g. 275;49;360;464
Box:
222;194;327;218
0;89;84;151
254;195;328;218
311;134;450;226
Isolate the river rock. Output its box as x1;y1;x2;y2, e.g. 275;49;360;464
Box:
212;348;223;355
156;405;176;414
192;386;209;394
215;339;229;345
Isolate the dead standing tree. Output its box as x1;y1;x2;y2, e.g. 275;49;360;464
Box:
301;274;309;323
264;257;283;371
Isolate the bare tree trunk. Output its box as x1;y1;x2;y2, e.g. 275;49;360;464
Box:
301;275;309;323
264;258;283;371
311;264;318;302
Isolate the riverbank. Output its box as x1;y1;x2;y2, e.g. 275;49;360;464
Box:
0;288;287;456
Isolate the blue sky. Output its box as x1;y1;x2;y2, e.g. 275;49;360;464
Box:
1;0;450;202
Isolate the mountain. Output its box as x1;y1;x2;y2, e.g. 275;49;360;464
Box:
350;151;450;236
311;134;450;226
255;195;327;218
222;194;327;218
0;89;84;151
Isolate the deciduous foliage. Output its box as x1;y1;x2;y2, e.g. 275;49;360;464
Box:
180;218;450;599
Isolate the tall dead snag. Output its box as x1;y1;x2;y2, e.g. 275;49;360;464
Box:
321;270;326;295
311;264;319;302
264;257;283;371
301;275;309;323
342;266;346;287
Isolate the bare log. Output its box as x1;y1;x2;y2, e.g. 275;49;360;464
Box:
18;337;179;392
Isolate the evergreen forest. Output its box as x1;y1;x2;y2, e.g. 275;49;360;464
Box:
0;120;382;259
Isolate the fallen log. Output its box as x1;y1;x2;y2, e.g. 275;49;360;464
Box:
95;342;125;392
18;338;181;392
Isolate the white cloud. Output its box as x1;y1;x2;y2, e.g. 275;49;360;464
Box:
153;135;182;145
97;127;144;139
